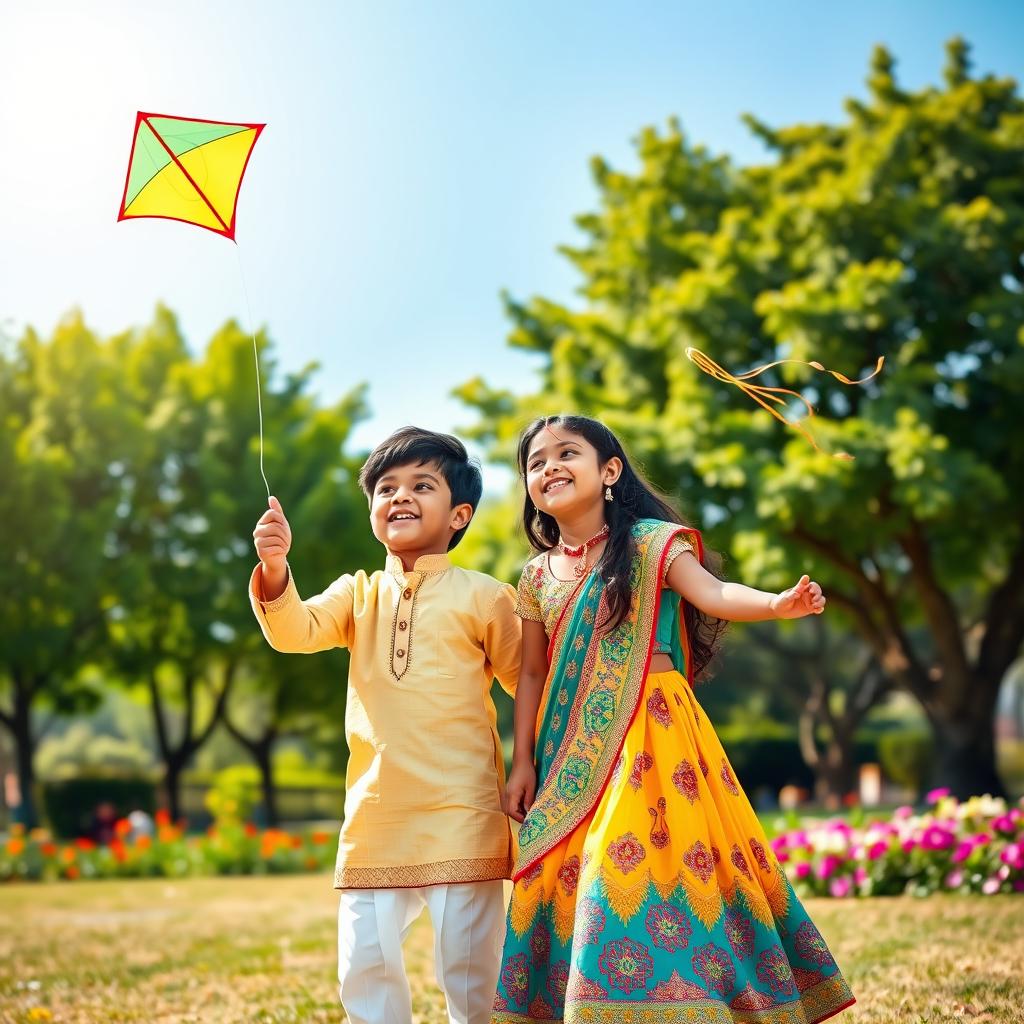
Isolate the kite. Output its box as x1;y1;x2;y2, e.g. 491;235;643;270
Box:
685;347;884;460
117;112;264;240
118;110;270;495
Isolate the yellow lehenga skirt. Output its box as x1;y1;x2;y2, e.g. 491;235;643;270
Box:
492;670;855;1024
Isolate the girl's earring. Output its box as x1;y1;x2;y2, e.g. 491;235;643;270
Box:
605;485;614;502
533;509;543;531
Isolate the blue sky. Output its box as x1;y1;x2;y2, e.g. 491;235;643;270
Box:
2;1;1022;490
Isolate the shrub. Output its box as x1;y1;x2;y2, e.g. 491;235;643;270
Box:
40;775;157;839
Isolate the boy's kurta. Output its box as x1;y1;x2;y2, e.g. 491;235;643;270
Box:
250;552;521;889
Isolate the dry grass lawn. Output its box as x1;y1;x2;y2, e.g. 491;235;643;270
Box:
1;875;1022;1023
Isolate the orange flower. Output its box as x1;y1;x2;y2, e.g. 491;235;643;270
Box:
5;838;25;856
40;842;57;857
135;835;152;850
304;856;319;870
61;847;76;864
291;835;303;849
155;809;171;827
311;830;331;846
114;818;132;838
110;839;127;863
10;823;25;837
157;825;179;843
65;864;80;879
74;838;96;852
244;823;258;838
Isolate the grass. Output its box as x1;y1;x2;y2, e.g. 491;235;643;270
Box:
1;875;1022;1023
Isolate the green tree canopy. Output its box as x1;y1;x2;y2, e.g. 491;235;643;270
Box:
458;38;1024;797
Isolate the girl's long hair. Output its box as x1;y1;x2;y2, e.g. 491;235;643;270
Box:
517;415;726;680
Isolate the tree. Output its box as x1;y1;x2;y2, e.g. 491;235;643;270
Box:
458;38;1024;797
0;311;179;826
109;313;374;820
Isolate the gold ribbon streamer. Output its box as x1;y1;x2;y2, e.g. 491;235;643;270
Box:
685;347;885;460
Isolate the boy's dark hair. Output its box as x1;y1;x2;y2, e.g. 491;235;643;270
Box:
359;427;483;550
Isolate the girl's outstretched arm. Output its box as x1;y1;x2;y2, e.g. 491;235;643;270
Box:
505;619;548;823
666;551;826;622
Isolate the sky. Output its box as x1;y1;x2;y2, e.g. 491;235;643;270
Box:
2;1;1022;491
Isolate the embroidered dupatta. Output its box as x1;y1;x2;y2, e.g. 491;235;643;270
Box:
514;518;703;878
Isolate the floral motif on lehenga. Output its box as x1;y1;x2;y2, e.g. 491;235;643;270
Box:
627;751;654;791
671;758;699;804
597;936;654;994
607;832;647;875
720;758;740;796
499;953;529;1008
795;920;837;969
756;945;797;997
713;910;751;965
646;687;672;728
682;839;715;884
644;901;693;952
691;941;736;996
557;854;580;896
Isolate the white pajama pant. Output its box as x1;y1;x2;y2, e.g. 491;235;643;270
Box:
337;880;505;1024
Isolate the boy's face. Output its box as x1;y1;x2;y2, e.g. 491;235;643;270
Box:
368;461;472;555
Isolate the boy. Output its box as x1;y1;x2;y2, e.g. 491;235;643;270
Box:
250;427;521;1024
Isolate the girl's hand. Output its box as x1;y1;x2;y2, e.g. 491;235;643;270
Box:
771;574;826;619
505;759;537;823
253;496;292;575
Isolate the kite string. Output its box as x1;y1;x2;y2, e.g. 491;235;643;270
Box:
235;246;271;499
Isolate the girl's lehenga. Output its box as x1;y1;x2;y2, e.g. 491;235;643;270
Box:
493;520;855;1024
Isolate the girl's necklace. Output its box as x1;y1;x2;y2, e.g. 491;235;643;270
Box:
558;523;610;579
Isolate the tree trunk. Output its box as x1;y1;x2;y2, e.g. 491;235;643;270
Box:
254;738;279;828
927;694;1005;799
162;755;185;823
11;693;38;829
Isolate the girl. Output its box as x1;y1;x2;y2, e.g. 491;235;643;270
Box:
492;415;854;1024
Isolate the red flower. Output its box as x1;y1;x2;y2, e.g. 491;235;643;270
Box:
74;838;96;852
244;823;258;838
114;818;132;838
154;809;171;827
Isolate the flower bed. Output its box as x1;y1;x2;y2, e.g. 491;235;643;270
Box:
771;792;1024;897
1;811;336;883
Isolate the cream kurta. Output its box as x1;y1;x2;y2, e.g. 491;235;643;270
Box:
250;552;521;889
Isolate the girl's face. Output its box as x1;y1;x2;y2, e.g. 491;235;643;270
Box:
524;427;620;518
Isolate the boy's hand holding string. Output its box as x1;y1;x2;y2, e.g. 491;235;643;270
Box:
253;496;293;602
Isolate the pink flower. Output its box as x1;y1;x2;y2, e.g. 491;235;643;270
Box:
794;862;811;879
775;850;790;864
921;825;955;851
972;832;993;848
926;787;952;804
853;867;868;884
991;814;1016;835
982;877;1001;895
944;869;964;889
829;877;852;898
952;841;975;864
901;839;917;853
893;805;914;820
867;841;888;861
816;855;842;880
1000;843;1024;870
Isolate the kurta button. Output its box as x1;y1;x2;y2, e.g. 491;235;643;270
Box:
398;621;408;631
403;588;412;600
396;649;406;658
